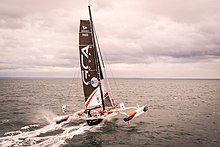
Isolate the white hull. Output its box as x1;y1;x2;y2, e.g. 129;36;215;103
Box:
56;105;148;125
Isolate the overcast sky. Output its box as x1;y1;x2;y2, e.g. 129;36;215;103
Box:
0;0;220;78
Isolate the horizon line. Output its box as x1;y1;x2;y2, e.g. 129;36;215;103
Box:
0;76;220;80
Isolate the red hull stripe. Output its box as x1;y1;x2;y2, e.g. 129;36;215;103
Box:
129;112;137;117
85;90;97;108
64;116;70;121
104;92;108;98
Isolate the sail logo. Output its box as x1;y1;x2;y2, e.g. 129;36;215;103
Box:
82;26;89;34
81;46;98;87
81;45;90;85
82;26;87;30
91;77;98;87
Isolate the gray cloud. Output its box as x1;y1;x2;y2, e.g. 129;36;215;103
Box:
96;5;220;64
0;0;220;77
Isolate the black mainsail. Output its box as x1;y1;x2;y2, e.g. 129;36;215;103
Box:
79;6;114;110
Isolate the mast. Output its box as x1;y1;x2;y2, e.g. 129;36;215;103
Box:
88;6;105;110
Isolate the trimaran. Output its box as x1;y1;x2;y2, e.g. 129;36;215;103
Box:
56;5;148;126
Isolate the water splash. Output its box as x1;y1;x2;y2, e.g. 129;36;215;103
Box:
0;110;104;147
0;121;101;147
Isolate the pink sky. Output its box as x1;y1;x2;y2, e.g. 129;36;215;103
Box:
0;0;220;78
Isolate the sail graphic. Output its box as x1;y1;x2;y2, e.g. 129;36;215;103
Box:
79;7;114;110
79;20;99;108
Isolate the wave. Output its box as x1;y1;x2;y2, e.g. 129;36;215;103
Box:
0;121;102;147
0;112;105;147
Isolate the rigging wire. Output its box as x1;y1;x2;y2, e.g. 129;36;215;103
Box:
93;25;119;106
88;5;106;110
94;27;105;69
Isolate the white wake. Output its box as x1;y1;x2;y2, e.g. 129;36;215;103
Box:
0;121;102;147
0;111;105;147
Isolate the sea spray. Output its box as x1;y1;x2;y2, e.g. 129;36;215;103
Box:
0;118;103;147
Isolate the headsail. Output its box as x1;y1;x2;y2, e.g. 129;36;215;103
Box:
79;7;114;110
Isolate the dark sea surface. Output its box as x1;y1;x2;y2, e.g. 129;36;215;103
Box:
0;78;220;147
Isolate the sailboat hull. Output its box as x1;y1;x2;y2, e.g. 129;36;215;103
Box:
86;118;103;126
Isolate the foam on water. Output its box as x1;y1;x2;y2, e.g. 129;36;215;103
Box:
0;120;101;147
0;110;104;147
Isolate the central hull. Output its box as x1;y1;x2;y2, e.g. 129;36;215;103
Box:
86;118;103;126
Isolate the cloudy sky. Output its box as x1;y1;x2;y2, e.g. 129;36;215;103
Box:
0;0;220;78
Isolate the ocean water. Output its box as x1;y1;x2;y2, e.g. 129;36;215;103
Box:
0;78;220;147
